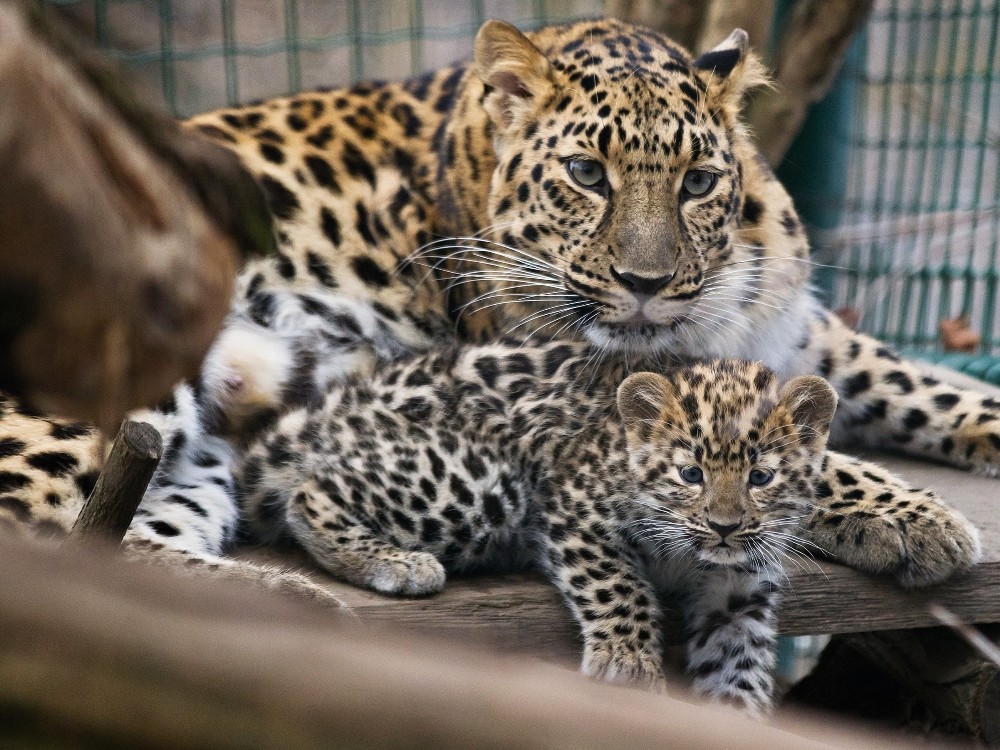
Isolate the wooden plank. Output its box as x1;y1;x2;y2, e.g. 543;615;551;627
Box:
238;452;1000;653
0;534;946;750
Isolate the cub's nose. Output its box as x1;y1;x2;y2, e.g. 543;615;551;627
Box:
610;266;675;296
707;520;740;540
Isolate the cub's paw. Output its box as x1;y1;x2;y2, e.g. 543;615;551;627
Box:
364;551;446;596
582;640;666;691
892;499;981;587
808;490;981;587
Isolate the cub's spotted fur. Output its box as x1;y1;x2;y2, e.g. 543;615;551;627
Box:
239;343;843;711
0;19;986;638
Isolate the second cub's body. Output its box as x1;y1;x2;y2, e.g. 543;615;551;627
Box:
239;342;837;712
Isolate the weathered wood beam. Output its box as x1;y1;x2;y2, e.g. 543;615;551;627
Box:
239;449;1000;646
0;534;947;750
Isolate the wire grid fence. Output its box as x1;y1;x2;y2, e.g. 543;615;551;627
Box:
48;0;601;117
811;0;1000;376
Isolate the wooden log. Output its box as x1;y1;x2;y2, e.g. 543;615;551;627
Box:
788;627;1000;746
0;533;950;750
0;2;270;429
745;0;874;165
69;420;162;544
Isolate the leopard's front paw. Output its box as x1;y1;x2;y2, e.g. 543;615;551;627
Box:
952;417;1000;477
808;490;981;587
364;551;446;596
582;640;666;691
892;498;981;586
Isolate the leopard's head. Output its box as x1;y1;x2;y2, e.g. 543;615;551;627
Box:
454;18;775;353
616;361;836;569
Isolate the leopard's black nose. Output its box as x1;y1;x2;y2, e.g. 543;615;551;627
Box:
610;266;675;295
708;520;740;539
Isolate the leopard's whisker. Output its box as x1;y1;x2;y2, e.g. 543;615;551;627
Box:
408;236;563;273
411;256;560;283
503;301;599;337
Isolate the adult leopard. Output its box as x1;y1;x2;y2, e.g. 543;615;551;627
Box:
0;19;987;597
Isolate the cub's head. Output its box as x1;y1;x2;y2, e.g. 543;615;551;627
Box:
616;361;836;569
467;19;769;352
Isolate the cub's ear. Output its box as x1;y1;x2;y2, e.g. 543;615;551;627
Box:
778;375;838;447
694;29;768;114
617;372;675;443
474;20;553;131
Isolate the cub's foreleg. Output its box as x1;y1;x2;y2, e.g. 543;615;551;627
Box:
535;481;667;691
681;568;781;717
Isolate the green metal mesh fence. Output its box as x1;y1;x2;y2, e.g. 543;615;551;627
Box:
49;0;601;117
807;0;1000;376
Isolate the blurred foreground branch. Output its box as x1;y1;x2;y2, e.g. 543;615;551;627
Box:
0;1;273;430
0;534;944;749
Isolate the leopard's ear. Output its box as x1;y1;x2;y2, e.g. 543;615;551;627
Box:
475;20;553;132
617;372;676;444
694;29;768;115
778;375;838;448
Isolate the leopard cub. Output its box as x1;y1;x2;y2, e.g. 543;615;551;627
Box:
237;342;837;713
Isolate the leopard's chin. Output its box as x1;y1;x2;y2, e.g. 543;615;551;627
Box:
582;318;689;355
697;546;749;566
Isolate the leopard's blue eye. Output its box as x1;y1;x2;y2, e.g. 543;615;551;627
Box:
681;169;717;198
679;465;704;484
748;468;775;487
567;158;607;189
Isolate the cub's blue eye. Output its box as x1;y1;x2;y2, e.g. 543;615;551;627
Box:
567;158;607;189
679;465;704;484
681;169;717;198
748;468;775;487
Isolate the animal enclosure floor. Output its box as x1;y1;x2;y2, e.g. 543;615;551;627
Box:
237;452;1000;657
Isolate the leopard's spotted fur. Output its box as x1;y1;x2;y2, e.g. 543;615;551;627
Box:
238;343;842;712
0;20;985;628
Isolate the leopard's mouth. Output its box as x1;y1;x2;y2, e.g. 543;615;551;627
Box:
599;315;689;332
